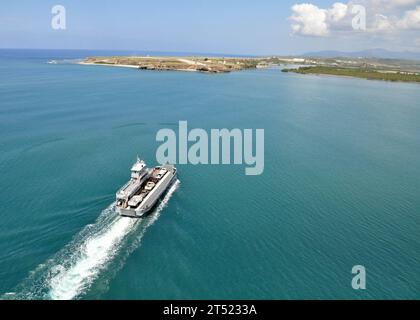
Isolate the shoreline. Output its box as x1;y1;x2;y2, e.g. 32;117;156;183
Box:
313;72;420;84
282;66;420;84
78;62;141;69
79;61;209;73
78;56;279;73
289;71;420;85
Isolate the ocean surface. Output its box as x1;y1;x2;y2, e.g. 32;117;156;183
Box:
0;49;419;300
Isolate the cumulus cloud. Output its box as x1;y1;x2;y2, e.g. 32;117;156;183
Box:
329;2;349;22
290;2;352;36
290;1;420;37
371;14;395;31
397;6;420;28
290;3;330;36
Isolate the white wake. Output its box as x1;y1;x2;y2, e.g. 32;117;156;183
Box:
48;180;179;300
48;212;136;300
7;180;179;300
49;180;179;300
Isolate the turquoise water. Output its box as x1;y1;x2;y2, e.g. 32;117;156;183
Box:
0;49;419;299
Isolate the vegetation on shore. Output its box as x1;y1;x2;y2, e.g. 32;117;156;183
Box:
282;66;420;83
81;55;420;81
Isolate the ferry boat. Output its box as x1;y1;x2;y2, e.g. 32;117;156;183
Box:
116;158;177;217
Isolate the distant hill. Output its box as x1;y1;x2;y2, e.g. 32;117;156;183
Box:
302;49;420;61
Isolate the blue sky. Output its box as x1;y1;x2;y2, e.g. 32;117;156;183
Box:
1;0;419;55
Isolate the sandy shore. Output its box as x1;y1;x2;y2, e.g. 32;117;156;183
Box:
79;55;266;73
79;61;208;73
78;62;140;69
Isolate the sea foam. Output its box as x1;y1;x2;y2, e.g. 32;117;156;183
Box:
8;180;179;300
48;180;179;300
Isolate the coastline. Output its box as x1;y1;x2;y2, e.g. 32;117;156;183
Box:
78;56;278;73
78;62;141;69
79;56;420;83
282;66;420;84
311;72;420;84
79;61;206;73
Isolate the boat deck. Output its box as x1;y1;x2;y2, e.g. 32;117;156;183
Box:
126;167;168;209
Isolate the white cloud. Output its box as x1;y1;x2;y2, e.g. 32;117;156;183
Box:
290;2;350;36
290;4;330;36
370;14;395;31
290;1;420;36
397;6;420;28
329;2;349;22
